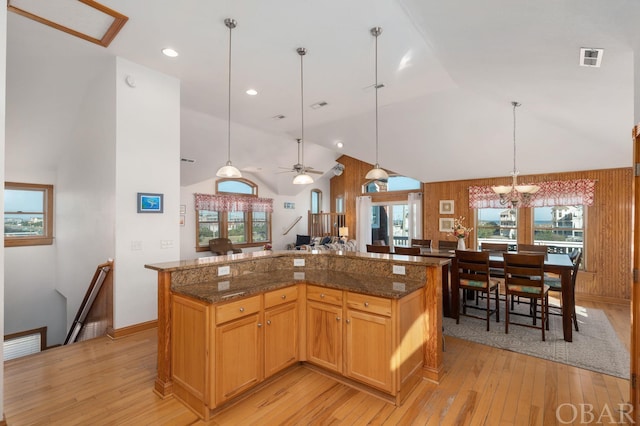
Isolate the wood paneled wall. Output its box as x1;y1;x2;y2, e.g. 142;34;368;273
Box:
331;155;633;301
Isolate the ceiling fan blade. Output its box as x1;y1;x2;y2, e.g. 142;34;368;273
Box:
276;170;294;174
307;170;324;175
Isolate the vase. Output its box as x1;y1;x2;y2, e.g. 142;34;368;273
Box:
457;238;466;250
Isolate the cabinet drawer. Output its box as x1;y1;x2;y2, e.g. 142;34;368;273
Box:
215;295;261;325
346;292;392;317
264;286;298;309
306;285;343;306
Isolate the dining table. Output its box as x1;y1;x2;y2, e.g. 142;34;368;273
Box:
420;248;576;342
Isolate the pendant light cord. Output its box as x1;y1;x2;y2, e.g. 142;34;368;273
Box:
512;101;520;176
227;21;233;165
374;29;379;167
300;49;305;168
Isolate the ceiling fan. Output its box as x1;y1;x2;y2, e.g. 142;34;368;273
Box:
278;138;324;176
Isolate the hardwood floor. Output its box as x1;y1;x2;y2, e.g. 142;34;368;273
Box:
4;300;631;425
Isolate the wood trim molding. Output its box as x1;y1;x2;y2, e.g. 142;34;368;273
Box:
0;413;6;426
574;293;630;306
108;320;157;339
7;0;128;47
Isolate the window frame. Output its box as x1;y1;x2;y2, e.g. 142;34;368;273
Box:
4;182;54;247
532;205;586;268
475;207;518;249
195;178;271;252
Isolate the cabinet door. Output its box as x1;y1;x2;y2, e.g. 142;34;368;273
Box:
345;309;393;392
215;313;263;404
264;302;298;377
306;301;343;373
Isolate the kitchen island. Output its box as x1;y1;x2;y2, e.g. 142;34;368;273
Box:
145;250;448;420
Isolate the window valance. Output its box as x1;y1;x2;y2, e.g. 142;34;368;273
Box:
194;193;274;213
469;179;596;209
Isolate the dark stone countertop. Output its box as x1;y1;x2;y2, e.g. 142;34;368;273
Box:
172;269;425;304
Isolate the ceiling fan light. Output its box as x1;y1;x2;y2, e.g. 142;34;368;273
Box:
365;165;389;181
293;172;314;185
216;161;242;178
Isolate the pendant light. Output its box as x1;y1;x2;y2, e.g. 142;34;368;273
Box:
491;101;540;206
365;26;389;181
293;47;314;185
216;18;242;178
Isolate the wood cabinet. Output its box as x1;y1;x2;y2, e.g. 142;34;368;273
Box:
264;286;299;377
345;293;393;392
306;285;343;373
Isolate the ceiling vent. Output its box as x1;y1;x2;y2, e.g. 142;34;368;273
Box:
579;48;604;68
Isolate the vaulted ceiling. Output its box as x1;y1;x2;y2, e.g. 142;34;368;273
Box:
6;0;640;195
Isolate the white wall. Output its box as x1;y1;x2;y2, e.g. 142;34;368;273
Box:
114;58;180;328
0;3;7;417
179;174;330;258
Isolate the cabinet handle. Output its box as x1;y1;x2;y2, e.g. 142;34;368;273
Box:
239;307;245;312
364;302;369;307
336;316;341;321
267;320;271;325
320;293;325;298
346;319;350;324
258;323;263;327
281;295;287;300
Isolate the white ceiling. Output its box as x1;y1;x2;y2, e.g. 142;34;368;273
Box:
5;0;640;195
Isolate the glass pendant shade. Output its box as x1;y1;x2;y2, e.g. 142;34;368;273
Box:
365;164;389;180
293;172;314;185
216;161;242;178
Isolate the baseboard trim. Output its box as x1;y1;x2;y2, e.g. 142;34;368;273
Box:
0;412;6;426
575;293;630;306
108;320;157;339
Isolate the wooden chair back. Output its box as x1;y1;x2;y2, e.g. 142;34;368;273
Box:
366;244;390;254
209;238;242;256
410;239;432;248
395;246;421;255
503;253;545;291
517;244;548;254
454;250;491;286
438;240;458;250
480;242;509;253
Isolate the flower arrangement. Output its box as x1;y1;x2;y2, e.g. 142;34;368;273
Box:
450;216;473;239
263;243;272;251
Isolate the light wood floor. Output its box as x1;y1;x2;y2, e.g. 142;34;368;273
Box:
4;300;631;425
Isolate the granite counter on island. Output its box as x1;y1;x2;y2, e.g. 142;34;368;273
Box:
145;250;449;420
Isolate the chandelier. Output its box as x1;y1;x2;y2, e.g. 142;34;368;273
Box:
491;101;539;206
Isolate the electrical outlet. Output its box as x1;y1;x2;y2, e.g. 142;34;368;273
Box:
294;272;305;280
218;266;230;276
131;241;142;251
392;265;406;275
293;258;305;267
218;281;230;291
393;282;406;292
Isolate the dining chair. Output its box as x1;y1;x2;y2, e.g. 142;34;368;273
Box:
411;238;432;248
453;250;500;331
394;246;421;255
366;244;390;254
480;242;509;279
517;244;548;256
545;250;582;331
438;240;458;250
503;253;549;341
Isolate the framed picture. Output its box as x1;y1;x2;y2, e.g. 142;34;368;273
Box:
179;215;185;226
284;202;295;209
439;200;454;214
137;193;163;213
179;204;186;214
439;217;455;232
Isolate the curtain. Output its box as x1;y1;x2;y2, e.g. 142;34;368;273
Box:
407;192;423;242
194;193;274;212
355;196;372;252
469;179;596;208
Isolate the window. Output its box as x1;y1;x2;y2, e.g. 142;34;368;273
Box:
335;196;344;213
476;207;517;249
4;182;54;247
310;189;322;214
371;203;409;248
195;179;272;252
533;205;584;259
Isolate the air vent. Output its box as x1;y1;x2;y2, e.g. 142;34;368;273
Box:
580;48;604;68
310;101;328;110
181;158;195;163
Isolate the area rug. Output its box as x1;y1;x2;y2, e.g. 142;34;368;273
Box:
443;300;630;379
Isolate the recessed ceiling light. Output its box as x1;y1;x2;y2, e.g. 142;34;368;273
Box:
161;48;179;58
246;89;258;96
579;48;603;67
335;141;344;148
